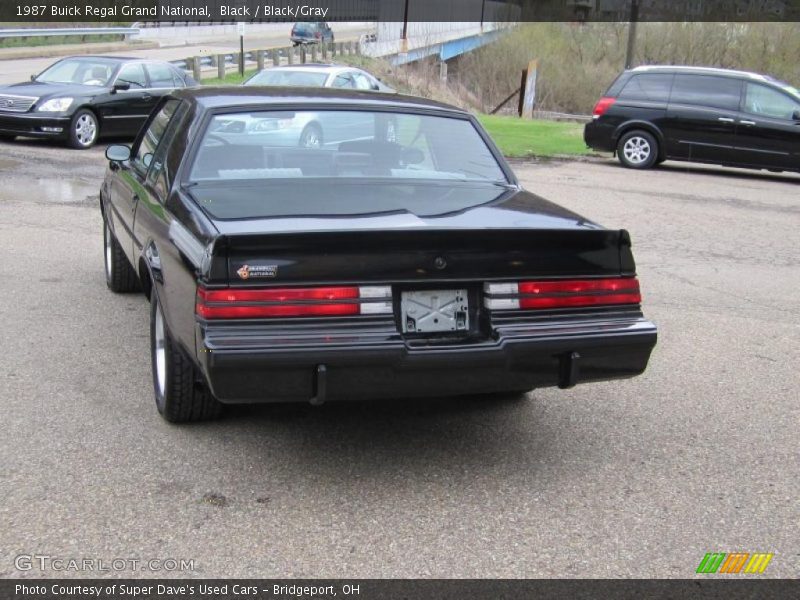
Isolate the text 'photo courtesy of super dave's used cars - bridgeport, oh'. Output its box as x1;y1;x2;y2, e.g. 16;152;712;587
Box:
100;86;657;422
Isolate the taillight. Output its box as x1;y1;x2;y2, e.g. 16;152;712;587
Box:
196;285;392;319
484;278;641;311
592;96;616;119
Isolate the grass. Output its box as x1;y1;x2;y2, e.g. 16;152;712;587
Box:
0;35;124;48
477;114;593;158
201;68;258;86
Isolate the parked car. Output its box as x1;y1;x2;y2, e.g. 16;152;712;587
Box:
244;64;395;93
584;65;800;172
0;56;196;149
290;22;334;46
100;87;657;422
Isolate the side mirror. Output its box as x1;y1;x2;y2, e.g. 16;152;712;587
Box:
106;144;131;163
30;74;36;82
112;82;130;94
401;147;425;165
793;110;800;121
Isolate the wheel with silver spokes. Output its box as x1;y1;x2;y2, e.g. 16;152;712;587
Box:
68;108;99;149
617;130;658;169
150;291;223;423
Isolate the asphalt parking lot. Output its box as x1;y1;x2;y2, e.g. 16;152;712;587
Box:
0;138;797;578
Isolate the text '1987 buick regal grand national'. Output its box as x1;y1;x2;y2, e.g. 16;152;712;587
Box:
100;87;657;422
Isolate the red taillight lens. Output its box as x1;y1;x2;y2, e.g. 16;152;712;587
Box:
592;96;616;118
196;285;392;319
485;278;641;311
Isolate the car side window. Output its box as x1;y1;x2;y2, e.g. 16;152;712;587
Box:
743;83;800;120
116;63;147;89
146;63;178;88
132;99;180;178
332;73;355;88
670;74;742;111
618;73;672;101
353;73;374;91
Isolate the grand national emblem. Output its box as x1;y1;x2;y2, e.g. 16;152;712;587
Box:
236;265;250;280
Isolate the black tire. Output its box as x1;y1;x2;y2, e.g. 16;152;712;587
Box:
299;123;323;148
68;108;99;149
103;218;140;293
617;130;659;169
151;291;223;423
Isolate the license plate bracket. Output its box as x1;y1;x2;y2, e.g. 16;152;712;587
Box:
400;289;469;334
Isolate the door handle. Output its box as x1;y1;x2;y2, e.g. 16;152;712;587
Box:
142;93;152;100
740;120;756;126
717;117;735;123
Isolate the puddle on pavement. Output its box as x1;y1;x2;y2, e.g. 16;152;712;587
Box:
1;177;99;205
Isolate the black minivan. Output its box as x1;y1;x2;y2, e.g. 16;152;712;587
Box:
584;66;800;172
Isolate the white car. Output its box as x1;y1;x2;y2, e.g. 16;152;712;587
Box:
243;64;395;93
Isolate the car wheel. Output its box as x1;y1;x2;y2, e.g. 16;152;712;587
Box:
104;218;140;293
151;291;223;423
69;108;99;149
299;123;323;148
617;130;658;169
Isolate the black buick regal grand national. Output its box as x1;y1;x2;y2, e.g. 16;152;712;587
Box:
100;87;657;422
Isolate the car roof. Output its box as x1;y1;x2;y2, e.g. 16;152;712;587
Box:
630;64;771;82
261;64;367;75
172;86;465;113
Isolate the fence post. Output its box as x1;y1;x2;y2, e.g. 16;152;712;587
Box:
192;56;202;82
256;49;265;71
217;54;225;80
273;49;281;67
311;45;318;62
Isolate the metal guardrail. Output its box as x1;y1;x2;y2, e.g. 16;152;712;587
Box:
0;27;139;38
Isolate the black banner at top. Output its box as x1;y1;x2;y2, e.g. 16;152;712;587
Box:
2;0;800;23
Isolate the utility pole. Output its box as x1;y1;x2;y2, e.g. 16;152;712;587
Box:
401;0;409;53
624;0;639;69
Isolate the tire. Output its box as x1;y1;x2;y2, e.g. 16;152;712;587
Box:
68;108;99;149
151;291;223;423
617;130;658;169
299;123;323;148
104;218;140;293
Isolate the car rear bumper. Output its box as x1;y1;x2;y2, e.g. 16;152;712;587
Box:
583;120;617;153
0;113;70;139
195;316;657;403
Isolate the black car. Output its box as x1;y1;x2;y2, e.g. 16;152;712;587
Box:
584;65;800;172
0;56;196;149
100;87;657;422
290;22;334;46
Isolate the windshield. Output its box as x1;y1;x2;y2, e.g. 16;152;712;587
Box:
190;110;507;184
245;70;329;87
36;58;116;86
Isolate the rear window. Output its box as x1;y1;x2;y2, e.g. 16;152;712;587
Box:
245;70;328;87
618;73;672;101
188;110;508;219
670;74;742;110
189;110;506;183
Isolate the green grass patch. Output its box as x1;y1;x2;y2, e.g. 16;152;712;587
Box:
478;114;593;158
0;34;124;48
201;68;258;86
